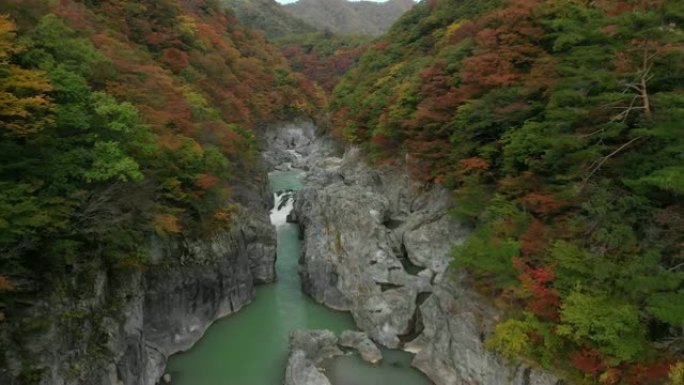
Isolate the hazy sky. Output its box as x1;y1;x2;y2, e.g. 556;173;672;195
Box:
275;0;390;3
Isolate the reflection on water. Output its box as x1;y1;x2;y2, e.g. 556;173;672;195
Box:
324;349;432;385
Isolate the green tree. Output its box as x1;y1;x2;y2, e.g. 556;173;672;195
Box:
558;291;645;363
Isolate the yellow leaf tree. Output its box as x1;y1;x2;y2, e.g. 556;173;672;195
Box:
0;14;53;137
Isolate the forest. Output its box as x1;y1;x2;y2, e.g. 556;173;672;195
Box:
279;32;371;92
0;0;323;355
0;0;682;384
331;0;683;383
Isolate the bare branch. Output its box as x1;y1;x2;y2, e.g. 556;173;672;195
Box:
579;136;644;191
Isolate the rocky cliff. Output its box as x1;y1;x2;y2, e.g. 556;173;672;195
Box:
0;177;276;385
288;129;565;385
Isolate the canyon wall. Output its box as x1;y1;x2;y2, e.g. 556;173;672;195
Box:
0;176;275;385
283;126;563;385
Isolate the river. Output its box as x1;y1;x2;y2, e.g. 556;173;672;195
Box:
166;168;433;385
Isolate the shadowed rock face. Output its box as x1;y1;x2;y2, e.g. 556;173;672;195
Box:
119;149;279;385
136;219;275;384
405;276;563;385
288;128;564;385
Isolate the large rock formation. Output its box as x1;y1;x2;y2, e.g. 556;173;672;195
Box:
137;207;276;384
292;142;564;385
294;147;466;348
261;120;337;171
284;351;332;385
406;275;562;385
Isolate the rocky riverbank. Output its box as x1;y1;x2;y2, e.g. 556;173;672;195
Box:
279;122;564;385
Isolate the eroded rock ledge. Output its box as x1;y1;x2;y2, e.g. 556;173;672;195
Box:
292;141;564;385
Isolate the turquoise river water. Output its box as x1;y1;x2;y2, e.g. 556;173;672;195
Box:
166;169;433;385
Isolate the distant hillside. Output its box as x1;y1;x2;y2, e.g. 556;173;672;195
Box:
279;33;371;92
283;0;415;36
223;0;317;39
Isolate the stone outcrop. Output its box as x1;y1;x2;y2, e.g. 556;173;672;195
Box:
289;329;344;364
284;329;383;385
292;141;564;385
284;330;341;385
339;330;382;364
405;274;561;385
138;214;275;384
261;120;337;172
294;147;467;348
284;351;332;385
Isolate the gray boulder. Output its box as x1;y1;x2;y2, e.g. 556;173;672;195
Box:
289;329;343;364
351;286;417;348
284;350;332;385
339;331;382;364
285;330;344;385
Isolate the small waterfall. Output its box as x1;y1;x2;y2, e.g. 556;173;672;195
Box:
270;190;294;226
285;149;303;160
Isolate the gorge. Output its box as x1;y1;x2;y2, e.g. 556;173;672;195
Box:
161;121;562;385
165;131;433;384
1;0;681;384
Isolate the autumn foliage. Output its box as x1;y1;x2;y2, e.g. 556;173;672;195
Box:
332;0;684;381
513;257;560;320
279;34;370;93
570;348;607;376
0;2;325;380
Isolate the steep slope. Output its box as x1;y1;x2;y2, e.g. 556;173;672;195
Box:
219;0;371;94
0;0;323;383
332;0;684;382
279;33;371;92
284;0;416;36
223;0;317;39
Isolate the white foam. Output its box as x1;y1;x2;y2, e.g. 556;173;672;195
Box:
285;149;303;160
270;191;294;226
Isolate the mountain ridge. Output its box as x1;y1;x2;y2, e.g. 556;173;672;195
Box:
223;0;317;39
283;0;415;36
